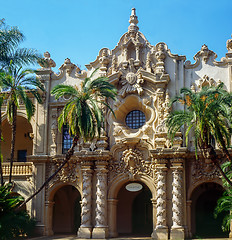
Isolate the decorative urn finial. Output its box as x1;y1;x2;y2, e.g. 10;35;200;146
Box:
128;8;139;33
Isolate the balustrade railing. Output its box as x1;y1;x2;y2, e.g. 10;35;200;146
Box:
2;162;33;176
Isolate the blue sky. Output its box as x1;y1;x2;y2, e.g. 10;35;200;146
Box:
2;0;232;72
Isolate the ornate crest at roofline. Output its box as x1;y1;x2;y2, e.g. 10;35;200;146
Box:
86;8;185;99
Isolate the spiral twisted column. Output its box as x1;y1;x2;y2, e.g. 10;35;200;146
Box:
152;160;168;240
170;160;185;240
77;162;93;239
92;161;109;238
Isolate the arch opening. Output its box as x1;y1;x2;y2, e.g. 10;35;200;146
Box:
2;116;33;162
52;185;81;234
117;181;152;237
191;182;228;238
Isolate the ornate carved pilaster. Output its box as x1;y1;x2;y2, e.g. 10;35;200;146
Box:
92;161;108;238
78;161;93;239
170;160;185;240
153;160;168;240
50;108;57;156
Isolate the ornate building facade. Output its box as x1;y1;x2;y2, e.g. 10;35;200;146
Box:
2;8;232;239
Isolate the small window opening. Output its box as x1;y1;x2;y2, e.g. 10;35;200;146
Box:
125;110;146;129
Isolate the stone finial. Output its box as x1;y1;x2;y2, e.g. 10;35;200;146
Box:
226;34;232;52
38;51;56;68
128;8;139;33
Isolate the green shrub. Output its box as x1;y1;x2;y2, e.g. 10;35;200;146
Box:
0;184;36;239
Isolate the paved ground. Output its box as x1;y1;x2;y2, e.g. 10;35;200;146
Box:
28;235;231;240
28;236;152;240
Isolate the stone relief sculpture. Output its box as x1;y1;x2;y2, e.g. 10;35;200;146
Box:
48;159;80;188
108;148;154;181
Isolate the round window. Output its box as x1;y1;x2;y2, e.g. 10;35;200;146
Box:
125;110;146;129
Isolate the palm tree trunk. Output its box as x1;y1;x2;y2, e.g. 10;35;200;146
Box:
208;145;232;188
9;103;16;183
0;101;4;186
16;136;79;210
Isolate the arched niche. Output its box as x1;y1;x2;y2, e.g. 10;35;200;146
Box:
2;115;33;162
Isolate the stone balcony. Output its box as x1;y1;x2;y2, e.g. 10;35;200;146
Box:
2;162;33;176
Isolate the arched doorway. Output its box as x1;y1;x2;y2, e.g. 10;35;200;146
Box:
191;182;228;238
52;185;81;234
117;182;152;237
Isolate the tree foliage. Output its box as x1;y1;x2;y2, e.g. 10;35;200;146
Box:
0;184;36;239
167;83;232;186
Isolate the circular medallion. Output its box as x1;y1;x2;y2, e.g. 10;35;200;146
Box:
126;72;137;85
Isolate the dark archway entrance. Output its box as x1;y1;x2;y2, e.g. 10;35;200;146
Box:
117;182;152;237
191;182;228;238
52;185;81;234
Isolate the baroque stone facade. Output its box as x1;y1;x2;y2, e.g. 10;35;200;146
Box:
2;8;232;240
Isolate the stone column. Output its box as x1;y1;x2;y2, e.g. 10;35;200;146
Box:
152;160;168;240
170;161;185;240
92;161;108;238
44;201;54;236
77;162;93;239
108;199;118;238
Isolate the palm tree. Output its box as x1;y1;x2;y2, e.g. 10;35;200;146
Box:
166;83;232;187
17;72;117;209
1;65;45;183
0;20;42;185
0;19;40;69
0;73;4;186
214;161;232;232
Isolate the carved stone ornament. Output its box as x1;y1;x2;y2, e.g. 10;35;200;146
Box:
156;167;167;227
172;167;183;227
99;48;110;71
108;55;118;75
59;58;77;75
226;35;232;52
156;91;171;134
197;44;215;63
80;169;92;227
191;158;220;184
119;59;144;97
48;159;80;188
95;169;107;227
197;75;220;90
38;51;56;68
108;148;154;181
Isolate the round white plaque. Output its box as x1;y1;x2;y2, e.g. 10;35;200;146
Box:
125;183;143;192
